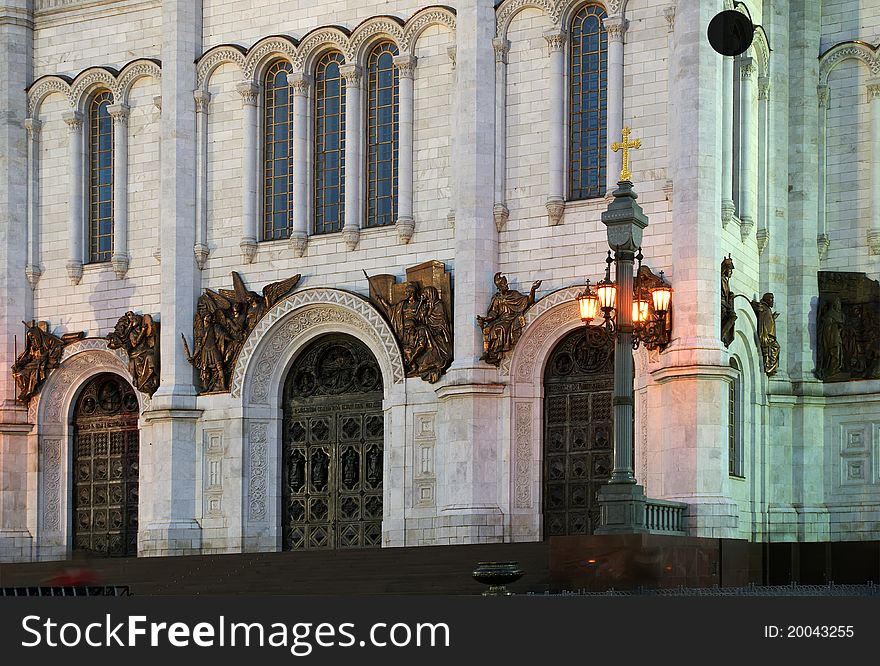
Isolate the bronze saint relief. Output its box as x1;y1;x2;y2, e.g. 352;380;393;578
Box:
817;271;880;382
365;260;453;383
750;292;780;376
107;312;160;396
182;271;302;393
477;272;541;366
12;320;85;403
720;255;737;348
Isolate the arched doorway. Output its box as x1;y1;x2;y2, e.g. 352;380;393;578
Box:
543;328;614;537
72;373;140;556
282;334;384;550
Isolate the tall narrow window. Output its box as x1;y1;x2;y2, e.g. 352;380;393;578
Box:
366;41;399;228
569;4;607;200
729;358;743;477
314;51;346;235
264;60;295;240
89;90;114;263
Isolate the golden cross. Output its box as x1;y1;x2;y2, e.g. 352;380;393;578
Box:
611;126;641;182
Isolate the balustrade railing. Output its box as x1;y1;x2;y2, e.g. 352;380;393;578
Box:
644;498;687;535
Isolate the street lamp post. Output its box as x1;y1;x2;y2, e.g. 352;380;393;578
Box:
577;126;670;534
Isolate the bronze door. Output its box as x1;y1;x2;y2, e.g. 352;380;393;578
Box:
543;328;614;537
282;335;384;550
73;373;140;556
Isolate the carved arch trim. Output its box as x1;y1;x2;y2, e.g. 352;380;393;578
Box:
496;1;624;40
819;41;880;85
195;6;457;88
233;288;405;405
197;44;248;88
27;59;163;118
505;286;585;386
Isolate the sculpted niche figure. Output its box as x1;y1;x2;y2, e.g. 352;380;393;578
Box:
816;297;845;380
12;321;84;403
477;273;542;366
720;256;737;348
750;292;780;375
366;262;453;383
182;271;302;393
107;311;160;395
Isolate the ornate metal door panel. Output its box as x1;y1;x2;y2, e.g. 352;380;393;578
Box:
543;328;614;537
73;374;140;556
283;335;384;550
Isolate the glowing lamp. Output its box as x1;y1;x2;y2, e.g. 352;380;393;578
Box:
650;272;673;313
633;299;650;324
576;281;601;323
596;279;617;311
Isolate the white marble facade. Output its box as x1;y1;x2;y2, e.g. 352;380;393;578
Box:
1;0;880;562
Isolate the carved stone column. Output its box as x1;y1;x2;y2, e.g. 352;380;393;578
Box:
193;88;211;269
108;103;130;278
868;78;880;256
492;38;509;231
603;16;627;197
816;84;830;259
24;118;41;287
237;81;260;263
756;76;770;254
721;55;736;228
393;54;416;243
340;64;362;250
738;56;756;241
289;72;310;257
544;28;566;226
62;110;84;284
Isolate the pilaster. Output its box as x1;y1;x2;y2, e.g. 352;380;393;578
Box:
143;0;203;556
492;38;509;231
868;78;880;256
738;56;756;242
438;0;502;539
193;88;211;269
602;16;627;197
0;0;34;561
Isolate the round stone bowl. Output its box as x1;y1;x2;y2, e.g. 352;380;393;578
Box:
472;561;524;596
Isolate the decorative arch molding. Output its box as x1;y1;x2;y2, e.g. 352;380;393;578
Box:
819;41;880;85
503;286;583;382
196;44;248;88
350;15;406;63
495;0;624;40
27;59;162;117
233;288;405;404
31;339;148;427
195;6;457;89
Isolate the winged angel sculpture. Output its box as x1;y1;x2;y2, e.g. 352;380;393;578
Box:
182;272;301;393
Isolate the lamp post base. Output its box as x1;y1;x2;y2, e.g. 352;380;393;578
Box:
594;483;648;535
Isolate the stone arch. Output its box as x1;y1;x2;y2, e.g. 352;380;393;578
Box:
402;6;457;51
819;41;880;86
496;0;558;40
30;340;146;559
27;75;72;118
559;0;616;34
296;26;352;71
234;288;404;405
197;44;248;89
115;59;162;105
350;16;406;64
243;36;299;82
68;67;119;112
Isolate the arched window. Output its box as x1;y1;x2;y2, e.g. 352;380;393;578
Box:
728;358;743;477
263;60;295;241
88;90;114;263
366;41;399;228
314;51;346;235
569;4;607;200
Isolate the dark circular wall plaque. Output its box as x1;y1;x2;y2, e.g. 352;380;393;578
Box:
707;10;755;56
